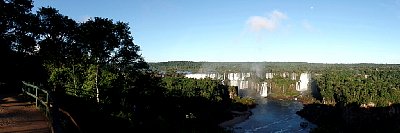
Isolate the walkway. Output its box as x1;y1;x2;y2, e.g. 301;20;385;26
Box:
0;94;51;133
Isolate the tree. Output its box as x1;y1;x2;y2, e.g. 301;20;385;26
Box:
0;0;43;90
36;7;79;95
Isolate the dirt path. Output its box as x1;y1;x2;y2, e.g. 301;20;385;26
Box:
0;94;51;133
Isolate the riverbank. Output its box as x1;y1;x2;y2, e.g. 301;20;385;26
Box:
218;110;252;128
265;94;317;105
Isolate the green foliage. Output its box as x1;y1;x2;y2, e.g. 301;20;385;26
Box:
269;75;299;97
233;96;256;107
81;65;97;97
47;66;70;86
162;77;227;102
314;68;400;107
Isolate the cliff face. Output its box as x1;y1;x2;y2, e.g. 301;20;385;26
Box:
184;72;312;97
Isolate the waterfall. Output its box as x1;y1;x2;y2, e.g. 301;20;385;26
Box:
260;82;268;97
296;73;310;91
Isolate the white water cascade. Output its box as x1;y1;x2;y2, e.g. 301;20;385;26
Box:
295;73;311;91
260;82;268;97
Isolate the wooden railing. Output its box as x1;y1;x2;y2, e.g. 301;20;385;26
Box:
21;81;82;133
21;81;50;116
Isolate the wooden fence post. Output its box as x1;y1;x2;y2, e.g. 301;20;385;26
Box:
35;87;38;107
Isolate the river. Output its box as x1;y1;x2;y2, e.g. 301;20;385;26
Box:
232;91;316;133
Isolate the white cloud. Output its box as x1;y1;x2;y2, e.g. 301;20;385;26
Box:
246;10;288;32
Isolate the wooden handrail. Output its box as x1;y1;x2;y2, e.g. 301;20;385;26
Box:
21;81;52;132
22;81;49;112
22;81;48;94
21;81;82;133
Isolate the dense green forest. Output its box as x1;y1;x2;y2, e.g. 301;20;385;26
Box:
315;68;400;106
297;67;400;132
0;0;255;132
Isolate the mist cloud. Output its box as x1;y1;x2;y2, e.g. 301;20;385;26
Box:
246;10;288;32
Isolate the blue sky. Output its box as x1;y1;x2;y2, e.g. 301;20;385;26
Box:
34;0;400;64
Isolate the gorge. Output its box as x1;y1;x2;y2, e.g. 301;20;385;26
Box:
184;72;315;132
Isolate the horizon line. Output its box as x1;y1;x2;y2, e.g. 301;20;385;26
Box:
147;61;400;65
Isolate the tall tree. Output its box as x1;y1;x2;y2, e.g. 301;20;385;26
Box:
37;7;79;95
0;0;42;89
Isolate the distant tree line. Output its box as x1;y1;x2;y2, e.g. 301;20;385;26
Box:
150;61;400;74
